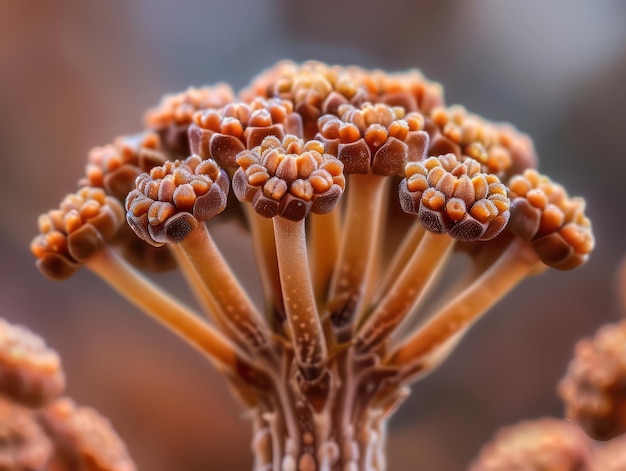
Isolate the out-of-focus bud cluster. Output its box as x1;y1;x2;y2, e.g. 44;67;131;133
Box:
0;318;136;470
559;320;626;441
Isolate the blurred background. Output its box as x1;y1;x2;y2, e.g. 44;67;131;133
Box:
1;1;625;469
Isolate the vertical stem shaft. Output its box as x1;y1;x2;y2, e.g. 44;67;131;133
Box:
273;217;327;381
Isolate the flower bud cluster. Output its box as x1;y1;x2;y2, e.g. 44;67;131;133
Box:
31;187;125;279
317;102;428;175
399;154;510;241
508;169;594;270
233;135;345;221
126;156;229;246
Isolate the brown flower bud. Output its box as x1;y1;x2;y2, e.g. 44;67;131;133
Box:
41;398;136;471
317;103;429;176
468;418;594;471
0;397;53;470
145;84;235;156
399;154;510;241
31;188;125;280
233;135;345;221
559;320;626;440
80;132;168;203
508;169;594;270
428;105;537;179
189;98;300;168
0;319;64;409
125;155;229;246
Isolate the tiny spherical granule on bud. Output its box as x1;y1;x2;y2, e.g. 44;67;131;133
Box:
559;320;626;440
468;418;594;471
0;319;65;409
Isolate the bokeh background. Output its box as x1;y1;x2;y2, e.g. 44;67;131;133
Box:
1;1;625;469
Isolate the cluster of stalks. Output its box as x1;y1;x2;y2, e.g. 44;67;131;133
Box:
27;61;595;470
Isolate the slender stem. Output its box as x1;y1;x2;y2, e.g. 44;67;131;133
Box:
373;221;425;304
356;231;455;353
169;244;243;345
309;209;342;304
244;205;285;326
85;245;243;371
178;224;272;354
273;217;327;381
389;237;543;367
327;175;388;330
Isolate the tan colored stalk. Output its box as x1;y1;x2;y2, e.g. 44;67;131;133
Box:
177;223;272;354
373;221;425;304
309;208;341;304
85;245;244;371
356;231;455;352
327;174;388;328
389;237;544;367
243;205;285;324
169;244;244;345
273;217;327;381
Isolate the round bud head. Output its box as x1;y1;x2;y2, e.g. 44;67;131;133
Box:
508;169;594;270
0;397;53;470
144;84;235;156
559;320;626;440
240;61;369;139
317;102;429;176
189;98;299;168
428;105;537;179
80;132;169;203
356;67;445;114
41;398;136;471
31;188;125;280
233;135;345;221
468;418;594;471
0;319;65;409
125;155;229;246
399;154;511;241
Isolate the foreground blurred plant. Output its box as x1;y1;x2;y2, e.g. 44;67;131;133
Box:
27;61;595;470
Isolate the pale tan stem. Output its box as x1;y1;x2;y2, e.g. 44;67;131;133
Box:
356;231;455;353
85;245;243;371
309;208;341;304
327;175;388;329
373;221;425;304
389;237;543;367
273;217;327;381
244;205;284;324
169;244;242;343
178;224;272;353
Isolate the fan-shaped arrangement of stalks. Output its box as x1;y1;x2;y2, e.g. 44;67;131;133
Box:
30;61;594;470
